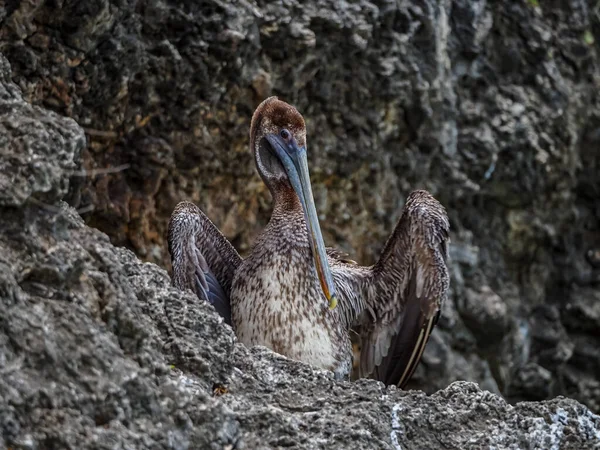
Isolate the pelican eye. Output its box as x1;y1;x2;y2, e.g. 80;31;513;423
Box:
280;129;291;140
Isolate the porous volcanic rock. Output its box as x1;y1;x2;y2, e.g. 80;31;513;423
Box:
1;0;600;412
1;56;600;449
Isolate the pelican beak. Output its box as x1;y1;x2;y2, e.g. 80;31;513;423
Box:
265;133;338;310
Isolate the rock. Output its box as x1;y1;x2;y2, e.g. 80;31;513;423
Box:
0;55;84;207
562;285;600;334
508;362;555;402
1;70;600;449
2;0;600;414
586;248;600;269
459;285;509;341
530;305;575;370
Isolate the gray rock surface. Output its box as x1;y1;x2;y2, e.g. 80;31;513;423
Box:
0;55;84;207
1;57;600;448
1;0;599;418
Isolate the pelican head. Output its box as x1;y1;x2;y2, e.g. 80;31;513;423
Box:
249;96;337;310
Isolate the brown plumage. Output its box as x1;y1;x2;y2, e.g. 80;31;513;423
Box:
168;96;450;387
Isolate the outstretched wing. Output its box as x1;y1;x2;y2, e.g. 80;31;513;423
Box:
330;190;449;388
168;201;242;325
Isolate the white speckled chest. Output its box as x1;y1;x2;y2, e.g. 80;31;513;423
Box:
230;215;352;377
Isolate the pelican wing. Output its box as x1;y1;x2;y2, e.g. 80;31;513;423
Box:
168;201;242;325
330;190;449;388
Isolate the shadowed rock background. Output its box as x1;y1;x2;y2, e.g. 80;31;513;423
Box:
1;0;599;431
2;51;600;450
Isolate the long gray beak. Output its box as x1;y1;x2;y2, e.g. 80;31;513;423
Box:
265;133;338;310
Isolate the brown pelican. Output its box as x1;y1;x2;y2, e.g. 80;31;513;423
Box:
168;97;449;387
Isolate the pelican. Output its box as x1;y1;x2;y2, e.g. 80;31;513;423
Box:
168;97;449;387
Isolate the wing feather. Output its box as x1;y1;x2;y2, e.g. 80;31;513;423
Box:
168;201;242;325
329;190;449;388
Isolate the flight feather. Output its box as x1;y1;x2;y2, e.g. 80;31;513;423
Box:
168;201;242;324
329;190;450;388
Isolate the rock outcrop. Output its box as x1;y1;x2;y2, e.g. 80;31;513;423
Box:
1;54;600;448
1;0;599;416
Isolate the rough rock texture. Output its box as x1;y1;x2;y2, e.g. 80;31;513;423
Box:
1;0;600;414
1;62;600;448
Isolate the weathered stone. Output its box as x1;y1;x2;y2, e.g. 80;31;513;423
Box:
0;55;84;207
1;0;600;416
1;49;600;449
459;285;509;341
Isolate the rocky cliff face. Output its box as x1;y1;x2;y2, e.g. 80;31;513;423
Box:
1;55;600;448
1;0;599;419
